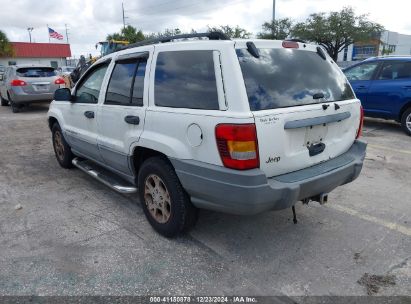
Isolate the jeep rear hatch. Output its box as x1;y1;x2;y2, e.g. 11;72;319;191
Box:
236;41;362;178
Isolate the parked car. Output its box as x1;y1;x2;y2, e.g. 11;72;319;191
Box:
0;64;65;113
48;33;366;237
0;65;5;81
343;56;411;135
57;66;75;76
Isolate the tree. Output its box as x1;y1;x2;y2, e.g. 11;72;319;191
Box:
291;7;384;61
0;30;12;57
207;25;251;39
258;18;293;40
106;25;145;43
145;28;183;40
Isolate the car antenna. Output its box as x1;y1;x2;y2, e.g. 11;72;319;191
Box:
292;206;298;224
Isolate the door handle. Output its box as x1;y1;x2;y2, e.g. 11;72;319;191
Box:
402;86;411;89
124;115;140;125
84;111;95;119
356;85;367;89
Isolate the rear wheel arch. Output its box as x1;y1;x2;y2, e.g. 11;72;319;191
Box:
131;146;171;178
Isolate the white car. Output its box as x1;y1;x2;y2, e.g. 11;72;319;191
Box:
47;33;366;237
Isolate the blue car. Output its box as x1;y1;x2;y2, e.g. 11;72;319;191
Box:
344;56;411;135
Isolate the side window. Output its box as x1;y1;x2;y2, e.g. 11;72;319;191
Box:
105;58;147;106
378;62;411;80
75;63;109;104
132;60;146;106
154;50;219;110
345;62;379;81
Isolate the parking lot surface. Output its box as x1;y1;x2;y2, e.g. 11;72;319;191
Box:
0;103;410;296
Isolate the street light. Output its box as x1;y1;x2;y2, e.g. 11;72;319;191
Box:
27;27;34;43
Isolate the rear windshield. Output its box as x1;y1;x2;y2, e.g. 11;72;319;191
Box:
16;67;57;78
236;48;355;111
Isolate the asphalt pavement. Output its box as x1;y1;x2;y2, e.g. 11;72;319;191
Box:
0;103;410;297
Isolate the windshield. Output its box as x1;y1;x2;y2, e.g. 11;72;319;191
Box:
237;48;355;111
16;67;57;77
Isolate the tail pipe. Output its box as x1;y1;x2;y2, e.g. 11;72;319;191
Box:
311;193;329;205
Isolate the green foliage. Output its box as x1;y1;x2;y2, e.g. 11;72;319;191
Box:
106;25;145;43
0;30;12;57
207;25;251;39
258;18;293;40
291;7;384;60
144;28;184;40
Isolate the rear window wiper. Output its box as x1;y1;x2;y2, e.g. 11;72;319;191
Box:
313;92;325;99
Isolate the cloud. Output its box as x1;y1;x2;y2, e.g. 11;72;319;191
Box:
0;0;410;57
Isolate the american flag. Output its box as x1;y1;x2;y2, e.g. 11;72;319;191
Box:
48;27;63;40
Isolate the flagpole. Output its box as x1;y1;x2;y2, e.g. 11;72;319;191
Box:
47;24;50;43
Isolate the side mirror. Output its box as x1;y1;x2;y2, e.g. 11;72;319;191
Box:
54;88;73;101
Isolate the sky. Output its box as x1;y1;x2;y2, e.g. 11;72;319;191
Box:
0;0;411;58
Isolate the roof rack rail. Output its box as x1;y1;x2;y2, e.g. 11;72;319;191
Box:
120;31;231;51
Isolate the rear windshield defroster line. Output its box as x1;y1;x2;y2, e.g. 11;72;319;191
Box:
236;48;355;111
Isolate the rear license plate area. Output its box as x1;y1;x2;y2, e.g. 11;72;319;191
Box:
304;124;328;147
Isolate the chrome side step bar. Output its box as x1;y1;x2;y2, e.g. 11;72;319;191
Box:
72;158;137;194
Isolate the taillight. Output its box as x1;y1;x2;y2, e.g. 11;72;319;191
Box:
10;79;27;86
282;41;299;49
54;78;65;85
215;124;259;170
356;106;364;139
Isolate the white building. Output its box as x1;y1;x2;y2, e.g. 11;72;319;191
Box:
338;30;411;66
0;42;71;68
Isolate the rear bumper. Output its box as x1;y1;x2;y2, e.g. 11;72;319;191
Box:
171;140;367;215
10;88;53;103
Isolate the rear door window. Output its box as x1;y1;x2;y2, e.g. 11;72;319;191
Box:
105;58;147;106
154;50;219;110
237;48;355;111
16;67;57;77
377;61;411;80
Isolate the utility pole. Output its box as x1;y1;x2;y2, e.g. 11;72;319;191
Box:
272;0;276;21
122;2;126;31
65;24;70;44
27;27;33;43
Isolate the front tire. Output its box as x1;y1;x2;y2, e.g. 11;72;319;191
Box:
138;157;198;237
52;123;74;168
401;108;411;136
0;94;8;106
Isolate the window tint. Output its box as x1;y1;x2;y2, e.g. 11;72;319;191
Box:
378;61;411;80
155;51;219;110
237;48;355;111
75;63;109;104
16;67;57;77
106;61;137;106
344;62;379;81
132;60;146;106
105;59;147;106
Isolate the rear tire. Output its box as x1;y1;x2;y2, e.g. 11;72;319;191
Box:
401;108;411;136
138;156;198;237
10;98;20;113
52;123;74;168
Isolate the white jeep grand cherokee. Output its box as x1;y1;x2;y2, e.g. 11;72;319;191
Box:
47;32;366;237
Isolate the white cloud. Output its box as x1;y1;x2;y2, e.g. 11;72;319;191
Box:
0;0;410;57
